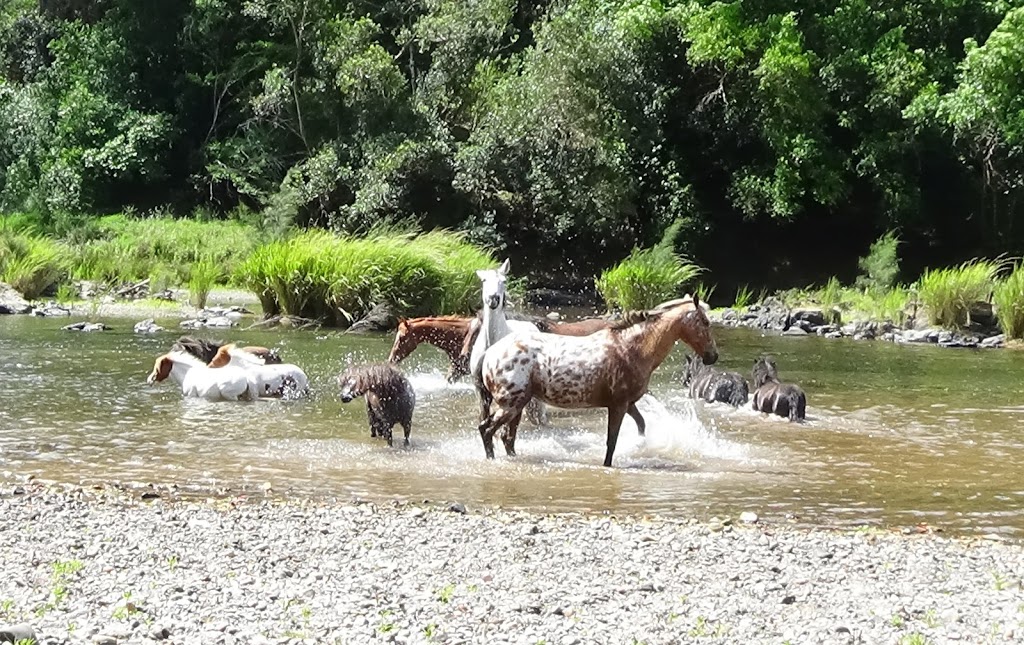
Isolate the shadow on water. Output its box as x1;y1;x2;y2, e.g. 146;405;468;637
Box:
3;314;1024;537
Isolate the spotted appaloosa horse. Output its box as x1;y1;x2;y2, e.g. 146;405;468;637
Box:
387;315;475;382
468;259;550;425
478;296;719;467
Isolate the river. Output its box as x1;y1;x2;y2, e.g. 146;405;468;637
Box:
2;313;1023;537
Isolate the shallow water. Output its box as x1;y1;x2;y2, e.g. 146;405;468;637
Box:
2;313;1024;537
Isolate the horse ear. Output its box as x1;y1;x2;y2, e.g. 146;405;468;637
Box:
692;293;700;308
476;269;488;280
499;258;510;275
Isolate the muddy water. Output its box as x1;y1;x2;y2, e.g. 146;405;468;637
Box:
2;314;1023;537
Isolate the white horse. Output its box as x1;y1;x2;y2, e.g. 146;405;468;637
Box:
208;343;310;398
147;351;259;401
468;258;548;426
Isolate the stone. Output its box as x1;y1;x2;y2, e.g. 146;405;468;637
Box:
447;503;467;515
62;321;111;332
134;319;166;334
739;512;759;524
347;302;398;333
0;623;37;643
0;282;32;314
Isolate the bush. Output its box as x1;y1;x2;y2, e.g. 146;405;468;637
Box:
236;227;498;325
856;231;901;291
917;259;1002;328
993;264;1024;339
595;221;703;311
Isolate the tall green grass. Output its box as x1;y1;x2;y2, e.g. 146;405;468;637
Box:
917;259;1003;329
993;264;1024;339
188;258;222;309
595;245;702;311
0;219;67;299
236;228;498;325
70;215;260;285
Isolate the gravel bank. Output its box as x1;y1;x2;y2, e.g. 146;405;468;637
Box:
1;484;1021;645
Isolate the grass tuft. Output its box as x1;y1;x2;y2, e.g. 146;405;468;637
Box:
595;222;702;311
993;263;1024;339
917;259;1003;329
236;227;497;325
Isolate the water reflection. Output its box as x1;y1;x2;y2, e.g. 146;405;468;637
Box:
2;314;1024;536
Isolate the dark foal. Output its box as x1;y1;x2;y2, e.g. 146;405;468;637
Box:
682;354;749;406
337;363;416;447
751;356;806;421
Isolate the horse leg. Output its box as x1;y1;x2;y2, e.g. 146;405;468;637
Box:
525;399;548;426
627;401;646;437
477;414;497;460
402;421;411;447
385;424;394;448
500;411;523;457
603;404;629;468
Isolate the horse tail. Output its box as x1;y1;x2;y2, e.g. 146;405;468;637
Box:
787;391;805;422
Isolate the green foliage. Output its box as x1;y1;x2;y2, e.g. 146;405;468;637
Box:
856;231;901;291
994;264;1024;338
596;221;703;311
70;215;258;285
917;259;1002;329
733;284;754;309
236;227;497;325
188;258;221;309
0;219;66;298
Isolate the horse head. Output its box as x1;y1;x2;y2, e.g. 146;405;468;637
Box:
147;354;174;384
752;355;779;388
388;318;413;364
475;258;511;311
669;295;718;365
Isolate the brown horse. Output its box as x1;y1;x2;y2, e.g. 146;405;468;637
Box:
751;356;806;421
387;316;474;383
478;296;718;467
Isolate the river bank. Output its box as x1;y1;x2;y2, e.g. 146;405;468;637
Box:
1;483;1021;645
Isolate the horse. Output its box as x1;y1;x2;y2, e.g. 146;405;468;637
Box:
682;354;749;407
337;363;415;447
387;316;475;383
467;259;551;426
751;355;806;421
208;343;310;398
146;350;258;401
478;296;719;467
171;336;282;365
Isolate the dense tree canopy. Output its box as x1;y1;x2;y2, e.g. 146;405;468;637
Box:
2;0;1023;292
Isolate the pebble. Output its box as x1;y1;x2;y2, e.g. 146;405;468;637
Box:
0;487;1021;645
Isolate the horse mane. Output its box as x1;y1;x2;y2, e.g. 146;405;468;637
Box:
165;350;209;369
610;309;662;330
338;363;407;396
171;336;224;363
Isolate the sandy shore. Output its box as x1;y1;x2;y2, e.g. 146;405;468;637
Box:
1;483;1021;645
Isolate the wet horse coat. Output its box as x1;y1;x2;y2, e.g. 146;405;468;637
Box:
682;354;749;406
479;297;719;466
751;356;806;421
337;363;416;447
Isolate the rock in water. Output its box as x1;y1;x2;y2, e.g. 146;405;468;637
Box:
134;318;166;334
347;302;397;333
